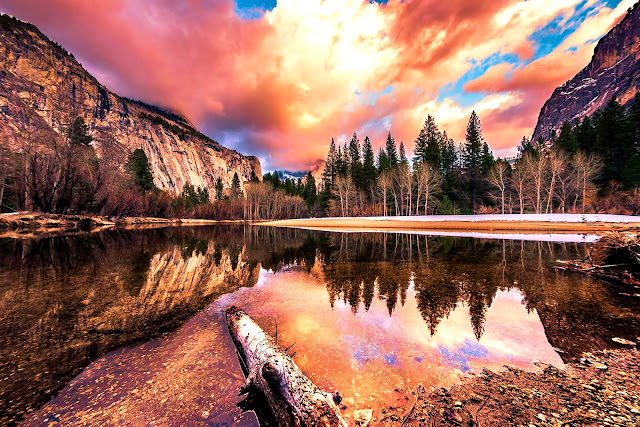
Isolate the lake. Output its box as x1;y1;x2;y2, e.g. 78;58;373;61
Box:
1;225;639;425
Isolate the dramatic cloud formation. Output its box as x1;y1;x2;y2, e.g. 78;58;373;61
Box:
0;0;634;170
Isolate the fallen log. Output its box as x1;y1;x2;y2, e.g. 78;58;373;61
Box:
226;306;348;427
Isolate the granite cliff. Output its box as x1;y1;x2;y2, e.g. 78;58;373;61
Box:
532;3;640;142
0;15;261;195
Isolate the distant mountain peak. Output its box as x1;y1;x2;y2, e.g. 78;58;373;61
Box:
531;2;640;142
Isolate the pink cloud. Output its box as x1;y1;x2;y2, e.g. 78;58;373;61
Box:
0;0;632;168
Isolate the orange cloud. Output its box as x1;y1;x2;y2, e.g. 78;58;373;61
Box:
0;0;633;168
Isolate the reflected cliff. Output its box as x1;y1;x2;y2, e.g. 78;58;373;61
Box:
2;226;640;425
0;226;258;425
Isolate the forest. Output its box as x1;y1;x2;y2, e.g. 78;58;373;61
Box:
264;94;640;218
1;95;639;220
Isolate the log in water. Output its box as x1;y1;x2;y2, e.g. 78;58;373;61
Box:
225;306;348;427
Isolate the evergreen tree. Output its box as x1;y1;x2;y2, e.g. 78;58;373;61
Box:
322;138;337;189
303;171;317;209
413;115;441;167
555;121;579;153
517;136;537;158
595;99;632;183
349;132;364;188
377;147;390;172
440;132;458;172
385;132;398;166
480;142;495;174
399;141;408;164
214;177;224;200
576;116;597;152
231;172;242;198
249;169;260;183
361;136;377;199
180;184;208;207
68;116;93;145
126;148;156;192
464;111;483;211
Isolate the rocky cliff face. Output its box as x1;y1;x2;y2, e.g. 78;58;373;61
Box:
0;15;261;195
532;3;640;142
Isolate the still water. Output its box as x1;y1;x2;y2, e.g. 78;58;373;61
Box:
1;226;639;425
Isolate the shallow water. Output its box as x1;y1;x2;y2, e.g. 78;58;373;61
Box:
1;226;639;425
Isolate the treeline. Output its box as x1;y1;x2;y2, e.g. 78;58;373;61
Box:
306;94;640;216
2;94;639;220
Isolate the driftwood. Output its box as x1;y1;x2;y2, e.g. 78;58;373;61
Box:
226;306;348;427
556;232;640;287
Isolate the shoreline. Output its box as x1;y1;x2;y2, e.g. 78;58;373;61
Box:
262;214;640;233
0;212;246;239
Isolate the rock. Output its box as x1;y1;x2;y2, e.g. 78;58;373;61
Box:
353;409;373;426
612;338;636;346
0;15;261;197
531;5;640;142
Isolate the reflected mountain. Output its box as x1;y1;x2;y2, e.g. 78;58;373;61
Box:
1;226;640;425
0;226;259;425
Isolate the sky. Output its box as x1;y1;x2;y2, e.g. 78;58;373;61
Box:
0;0;634;171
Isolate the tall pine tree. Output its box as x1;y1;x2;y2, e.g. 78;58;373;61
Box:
385;132;398;167
464;111;483;211
413;115;441;167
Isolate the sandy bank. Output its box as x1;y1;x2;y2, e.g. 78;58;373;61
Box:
263;214;640;233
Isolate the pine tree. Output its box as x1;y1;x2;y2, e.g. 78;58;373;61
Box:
303;171;317;209
362;136;377;199
231;172;242;198
399;141;408;164
322;138;337;189
413;115;441;168
595;99;632;183
214;177;224;200
464;111;483;211
377;148;390;172
440;131;458;172
576;116;596;153
68;116;93;145
385;132;398;166
480;142;495;174
555;121;579;153
349;132;364;188
126;148;155;192
517;136;536;157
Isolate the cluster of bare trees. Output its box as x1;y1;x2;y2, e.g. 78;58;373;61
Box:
244;182;308;220
333;161;443;217
488;151;601;214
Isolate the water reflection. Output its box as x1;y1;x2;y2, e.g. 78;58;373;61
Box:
1;226;639;425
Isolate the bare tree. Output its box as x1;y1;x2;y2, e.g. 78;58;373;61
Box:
335;175;354;217
573;152;602;213
415;163;442;215
377;170;393;217
487;161;508;214
511;159;528;214
524;152;547;213
545;151;568;213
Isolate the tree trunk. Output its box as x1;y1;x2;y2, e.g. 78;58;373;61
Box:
226;307;348;427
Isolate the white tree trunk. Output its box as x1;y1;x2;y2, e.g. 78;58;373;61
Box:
226;307;348;427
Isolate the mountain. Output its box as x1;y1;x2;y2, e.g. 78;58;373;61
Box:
532;3;640;142
0;14;260;195
275;170;307;180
